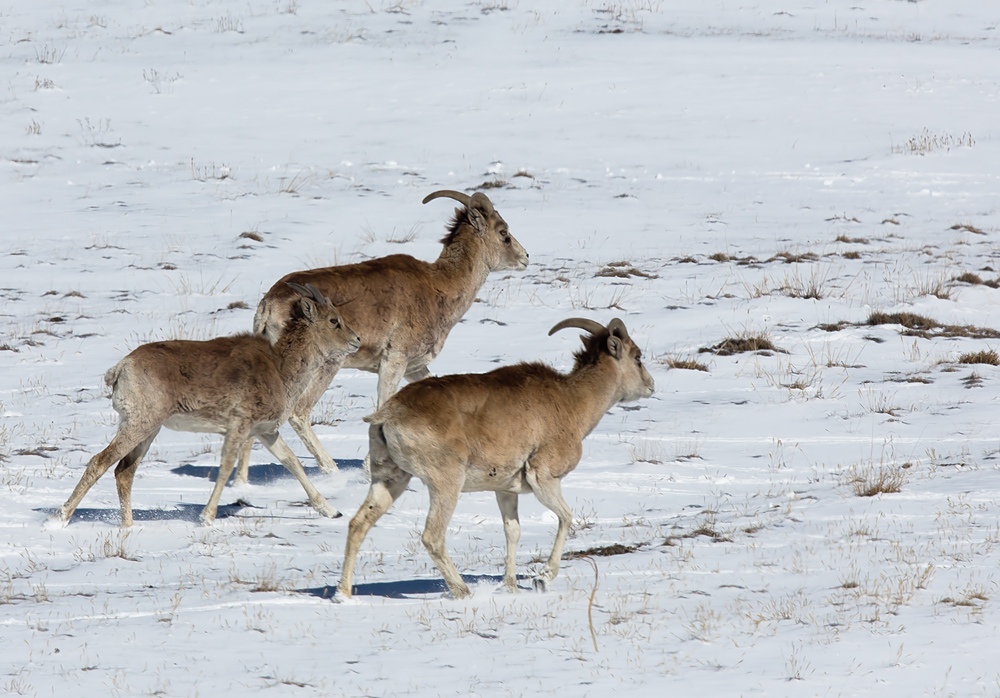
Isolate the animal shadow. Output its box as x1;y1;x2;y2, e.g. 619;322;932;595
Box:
36;499;259;524
300;574;529;600
171;458;365;485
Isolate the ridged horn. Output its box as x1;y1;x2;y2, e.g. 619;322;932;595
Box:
422;190;471;207
607;318;630;340
286;281;330;306
469;191;495;215
548;317;606;337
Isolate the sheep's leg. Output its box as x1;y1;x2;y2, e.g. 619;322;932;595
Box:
404;365;431;383
376;354;408;406
53;422;160;525
258;430;340;518
233;439;254;486
356;354;410;478
338;470;411;599
114;428;160;528
200;429;249;525
422;480;471;599
527;474;573;592
286;356;346;474
495;491;521;592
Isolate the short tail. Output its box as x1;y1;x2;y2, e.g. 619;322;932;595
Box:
103;358;129;390
362;408;388;425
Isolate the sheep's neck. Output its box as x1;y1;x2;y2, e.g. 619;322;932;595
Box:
565;360;623;438
273;326;325;404
431;230;491;322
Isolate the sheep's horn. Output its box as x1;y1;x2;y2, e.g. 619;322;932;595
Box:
286;281;331;306
422;190;471;207
607;318;630;340
548;318;606;336
469;191;495;215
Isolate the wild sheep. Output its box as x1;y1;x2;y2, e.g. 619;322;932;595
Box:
337;317;655;600
235;189;528;482
51;283;361;527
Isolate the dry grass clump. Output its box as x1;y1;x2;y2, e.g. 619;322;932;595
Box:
958;349;999;366
846;461;907;497
768;251;818;264
594;261;657;279
563;543;642;560
954;271;1000;288
708;252;730;263
834;234;868;244
701;332;781;356
867;311;938;331
865;312;1000;340
892;129;974;155
658;354;709;372
949;223;987;235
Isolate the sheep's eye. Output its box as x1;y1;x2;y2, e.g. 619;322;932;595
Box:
330;318;340;328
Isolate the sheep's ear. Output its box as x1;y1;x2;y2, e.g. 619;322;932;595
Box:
607;335;624;359
468;206;487;235
299;296;319;322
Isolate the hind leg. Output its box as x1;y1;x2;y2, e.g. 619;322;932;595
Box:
54;420;161;526
114;428;160;527
338;424;412;599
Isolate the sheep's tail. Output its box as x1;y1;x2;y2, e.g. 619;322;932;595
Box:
103;358;129;390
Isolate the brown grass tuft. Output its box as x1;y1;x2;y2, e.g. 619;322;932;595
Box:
701;333;780;356
659;355;709;371
847;462;907;497
958;349;999;366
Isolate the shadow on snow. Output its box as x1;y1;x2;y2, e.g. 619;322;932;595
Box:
34;499;260;524
170;458;364;484
299;575;534;600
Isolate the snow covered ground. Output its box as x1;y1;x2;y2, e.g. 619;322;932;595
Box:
3;0;1000;695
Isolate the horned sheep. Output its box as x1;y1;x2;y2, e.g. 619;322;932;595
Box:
337;317;655;600
51;283;360;527
235;190;528;482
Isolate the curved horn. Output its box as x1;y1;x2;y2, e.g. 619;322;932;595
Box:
548;317;606;337
422;190;471;207
607;317;630;340
469;191;495;215
286;281;330;306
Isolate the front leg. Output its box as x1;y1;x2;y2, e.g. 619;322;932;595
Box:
363;354;409;478
376;353;409;407
404;365;432;383
495;491;520;592
287;356;346;474
258;430;340;518
201;428;250;525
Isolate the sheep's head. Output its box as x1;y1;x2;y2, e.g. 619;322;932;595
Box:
285;282;362;358
423;190;529;272
549;317;655;402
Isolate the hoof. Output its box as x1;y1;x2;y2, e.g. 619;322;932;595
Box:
199;512;216;526
532;577;548;593
317;460;340;475
316;502;342;519
45;512;69;529
448;585;473;600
